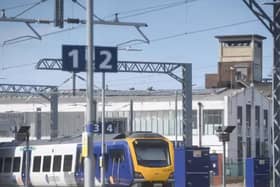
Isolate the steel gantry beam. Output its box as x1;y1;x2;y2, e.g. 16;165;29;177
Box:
243;0;277;33
242;0;280;186
0;84;59;139
36;58;185;82
36;58;193;146
0;83;56;94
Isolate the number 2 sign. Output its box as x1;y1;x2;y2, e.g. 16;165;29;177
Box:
95;46;117;72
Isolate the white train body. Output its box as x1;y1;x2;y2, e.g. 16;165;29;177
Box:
0;132;174;187
0;141;100;187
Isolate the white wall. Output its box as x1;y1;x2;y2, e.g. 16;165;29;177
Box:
228;87;271;162
0;88;272;163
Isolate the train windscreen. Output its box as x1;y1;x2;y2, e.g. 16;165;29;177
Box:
133;139;170;167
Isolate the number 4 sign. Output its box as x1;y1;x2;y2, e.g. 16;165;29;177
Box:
91;122;115;134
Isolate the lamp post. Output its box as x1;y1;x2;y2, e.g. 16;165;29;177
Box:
230;66;234;89
101;72;105;186
16;126;30;187
216;126;236;187
242;141;247;187
175;91;178;147
198;102;203;147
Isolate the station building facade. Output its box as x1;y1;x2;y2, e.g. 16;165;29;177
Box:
0;86;272;176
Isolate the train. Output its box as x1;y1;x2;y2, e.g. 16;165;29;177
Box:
0;132;174;187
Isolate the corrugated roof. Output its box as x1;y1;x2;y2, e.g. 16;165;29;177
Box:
0;87;270;103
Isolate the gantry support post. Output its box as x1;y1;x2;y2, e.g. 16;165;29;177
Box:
242;1;280;186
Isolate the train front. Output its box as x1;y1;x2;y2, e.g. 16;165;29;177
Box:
127;133;174;187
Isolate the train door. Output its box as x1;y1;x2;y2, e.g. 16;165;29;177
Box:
42;154;57;186
61;154;76;186
30;146;57;187
75;144;100;186
74;146;84;186
51;154;62;187
51;144;76;187
0;148;16;186
107;145;132;186
30;154;45;186
21;149;32;186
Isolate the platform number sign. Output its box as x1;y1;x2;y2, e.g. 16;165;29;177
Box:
62;45;86;72
95;46;118;72
62;45;117;72
92;122;115;134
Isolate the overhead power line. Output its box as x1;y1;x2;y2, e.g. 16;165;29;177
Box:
1;18;259;48
127;19;259;46
2;1;40;11
0;63;37;70
71;0;104;21
0;0;196;46
105;0;197;19
13;0;48;18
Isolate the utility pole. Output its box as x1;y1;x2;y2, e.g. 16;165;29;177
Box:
242;1;280;186
84;1;94;187
101;72;106;186
175;91;178;147
198;102;203;147
129;99;133;134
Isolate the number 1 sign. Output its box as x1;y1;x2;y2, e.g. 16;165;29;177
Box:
62;45;86;72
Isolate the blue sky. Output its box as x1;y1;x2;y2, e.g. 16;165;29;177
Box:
0;0;274;90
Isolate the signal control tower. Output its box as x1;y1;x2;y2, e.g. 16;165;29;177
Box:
206;35;266;88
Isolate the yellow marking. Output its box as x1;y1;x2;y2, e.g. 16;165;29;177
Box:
82;132;88;157
126;136;175;182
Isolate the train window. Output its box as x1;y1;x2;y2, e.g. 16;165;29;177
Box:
53;155;62;172
63;155;72;172
109;149;124;162
13;157;21;172
76;155;84;173
33;156;41;172
0;158;2;173
133;140;170;167
4;157;12;173
43;156;51;172
104;153;109;171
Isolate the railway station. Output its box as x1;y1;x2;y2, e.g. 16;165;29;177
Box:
0;34;274;186
0;0;280;187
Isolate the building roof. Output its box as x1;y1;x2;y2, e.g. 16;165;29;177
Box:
0;86;271;104
254;82;272;98
0;133;119;147
215;34;266;41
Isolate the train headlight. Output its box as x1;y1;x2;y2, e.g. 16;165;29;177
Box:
134;171;144;179
168;172;174;179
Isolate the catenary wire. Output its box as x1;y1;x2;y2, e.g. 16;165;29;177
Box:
123;19;259;47
13;0;48;18
104;0;196;19
1;18;259;47
119;0;196;19
2;0;41;11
